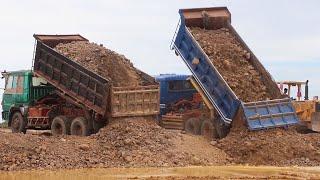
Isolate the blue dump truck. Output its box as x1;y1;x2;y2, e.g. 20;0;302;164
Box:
171;7;299;138
155;74;196;115
155;74;212;138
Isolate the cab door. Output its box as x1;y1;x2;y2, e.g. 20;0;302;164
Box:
2;74;26;117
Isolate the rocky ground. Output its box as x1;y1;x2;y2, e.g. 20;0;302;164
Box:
55;41;153;87
1;118;320;172
0;118;228;171
189;27;276;102
0;119;320;171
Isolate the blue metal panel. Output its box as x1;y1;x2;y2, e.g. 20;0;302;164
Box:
155;74;197;115
155;74;191;82
173;20;240;124
242;98;299;130
172;7;299;129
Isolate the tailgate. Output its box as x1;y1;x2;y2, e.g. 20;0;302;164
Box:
111;85;160;117
242;98;299;130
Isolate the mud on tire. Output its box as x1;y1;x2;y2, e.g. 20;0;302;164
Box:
184;118;201;135
93;119;107;134
201;119;218;140
213;116;230;139
11;112;27;134
70;117;89;136
51;116;71;136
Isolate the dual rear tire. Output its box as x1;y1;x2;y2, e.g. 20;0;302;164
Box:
184;117;230;139
51;116;89;136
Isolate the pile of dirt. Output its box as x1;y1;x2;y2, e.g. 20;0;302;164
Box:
55;41;152;87
189;27;274;102
0;118;228;171
216;124;320;166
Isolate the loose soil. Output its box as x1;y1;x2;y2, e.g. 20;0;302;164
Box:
1;118;320;171
55;41;153;87
216;119;320;166
189;27;274;102
0;118;228;171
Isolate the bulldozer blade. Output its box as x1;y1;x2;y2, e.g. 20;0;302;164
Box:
311;112;320;132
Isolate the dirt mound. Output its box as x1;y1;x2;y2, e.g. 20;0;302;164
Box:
189;27;274;102
55;41;152;87
216;125;320;166
94;118;228;167
0;118;228;171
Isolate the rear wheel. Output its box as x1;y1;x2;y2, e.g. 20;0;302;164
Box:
213;116;230;139
70;117;89;136
93;120;106;133
201;119;218;140
11;112;26;134
51;116;70;136
184;118;201;135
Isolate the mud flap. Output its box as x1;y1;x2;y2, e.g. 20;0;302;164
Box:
311;112;320;132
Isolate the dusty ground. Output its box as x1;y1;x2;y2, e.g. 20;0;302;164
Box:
55;41;153;87
0;118;228;171
189;27;276;102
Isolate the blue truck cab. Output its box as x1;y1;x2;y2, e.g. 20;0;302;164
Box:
155;74;197;115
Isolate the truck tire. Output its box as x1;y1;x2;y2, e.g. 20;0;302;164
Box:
213;116;230;139
70;117;89;136
184;118;201;135
93;120;106;134
11;112;27;134
201;119;218;140
51;116;70;136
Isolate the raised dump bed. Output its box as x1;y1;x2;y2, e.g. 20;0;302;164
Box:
172;7;299;130
33;34;159;119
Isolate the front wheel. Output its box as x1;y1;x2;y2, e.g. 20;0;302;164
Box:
11;112;27;134
70;117;89;136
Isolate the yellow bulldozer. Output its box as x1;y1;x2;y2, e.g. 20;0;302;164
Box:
278;80;320;132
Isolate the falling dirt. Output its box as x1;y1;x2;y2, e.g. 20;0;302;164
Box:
189;27;275;102
55;41;153;87
216;121;320;166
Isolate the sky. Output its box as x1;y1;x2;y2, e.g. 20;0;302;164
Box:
0;0;319;120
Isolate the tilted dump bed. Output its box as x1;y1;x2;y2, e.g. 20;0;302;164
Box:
172;7;299;130
33;34;159;118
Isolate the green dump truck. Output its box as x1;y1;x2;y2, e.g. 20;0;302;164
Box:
1;34;160;136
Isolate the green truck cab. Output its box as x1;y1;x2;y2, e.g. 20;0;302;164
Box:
1;70;54;130
0;34;159;136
